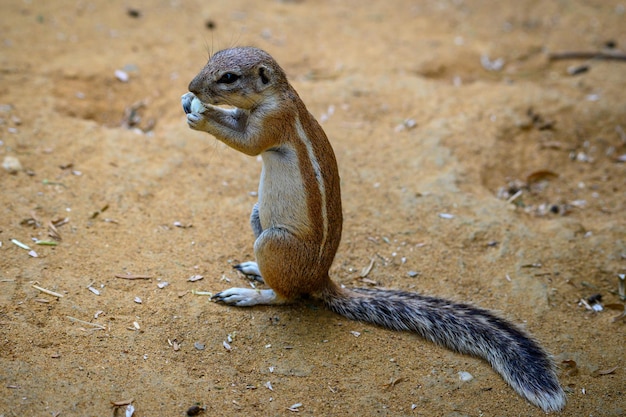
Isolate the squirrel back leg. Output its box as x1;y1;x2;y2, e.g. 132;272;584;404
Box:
213;226;332;305
212;206;278;307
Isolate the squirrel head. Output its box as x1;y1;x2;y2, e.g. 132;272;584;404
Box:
188;47;287;111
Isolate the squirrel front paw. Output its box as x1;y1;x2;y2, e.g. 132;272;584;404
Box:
181;93;210;131
181;92;195;114
186;112;209;131
181;92;206;115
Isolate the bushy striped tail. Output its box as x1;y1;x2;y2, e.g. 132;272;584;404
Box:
321;287;566;412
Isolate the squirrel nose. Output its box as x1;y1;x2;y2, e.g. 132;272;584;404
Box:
188;76;201;95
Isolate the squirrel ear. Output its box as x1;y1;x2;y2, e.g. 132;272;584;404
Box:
258;65;271;85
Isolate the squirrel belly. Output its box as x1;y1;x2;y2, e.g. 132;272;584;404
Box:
182;46;566;412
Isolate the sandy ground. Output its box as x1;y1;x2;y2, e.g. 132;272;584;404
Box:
1;1;625;416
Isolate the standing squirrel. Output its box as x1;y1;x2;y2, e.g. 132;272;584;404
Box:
181;46;566;412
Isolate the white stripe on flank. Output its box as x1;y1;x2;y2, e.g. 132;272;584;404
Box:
295;116;328;259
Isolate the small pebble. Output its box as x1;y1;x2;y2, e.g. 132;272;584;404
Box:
2;155;22;174
194;341;205;350
458;371;474;382
115;69;129;82
567;64;589;76
127;8;141;18
186;405;203;416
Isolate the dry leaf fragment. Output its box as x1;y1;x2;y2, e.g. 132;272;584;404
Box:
612;308;626;322
51;217;69;227
35;239;58;246
188;275;204;282
47;219;66;240
21;212;42;228
591;366;618;377
526;170;558;185
33;283;64;298
67;316;106;330
562;360;578;376
383;376;404;390
360;277;378;286
191;289;212;296
359;258;375;278
288;403;302;412
111;398;134;407
91;204;109;219
11;239;31;250
173;221;193;228
540;141;564;150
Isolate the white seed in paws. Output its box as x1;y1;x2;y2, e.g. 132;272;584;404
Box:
190;97;206;113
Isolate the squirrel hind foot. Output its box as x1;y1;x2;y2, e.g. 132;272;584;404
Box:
233;261;264;283
212;288;281;306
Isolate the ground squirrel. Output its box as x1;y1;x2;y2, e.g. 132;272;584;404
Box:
181;46;566;412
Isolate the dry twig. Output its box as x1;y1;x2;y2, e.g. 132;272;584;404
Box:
548;51;626;61
115;274;153;280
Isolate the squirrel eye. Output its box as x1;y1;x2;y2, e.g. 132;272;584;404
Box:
217;73;240;84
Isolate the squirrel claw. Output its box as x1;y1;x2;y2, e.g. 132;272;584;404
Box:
210;291;228;303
